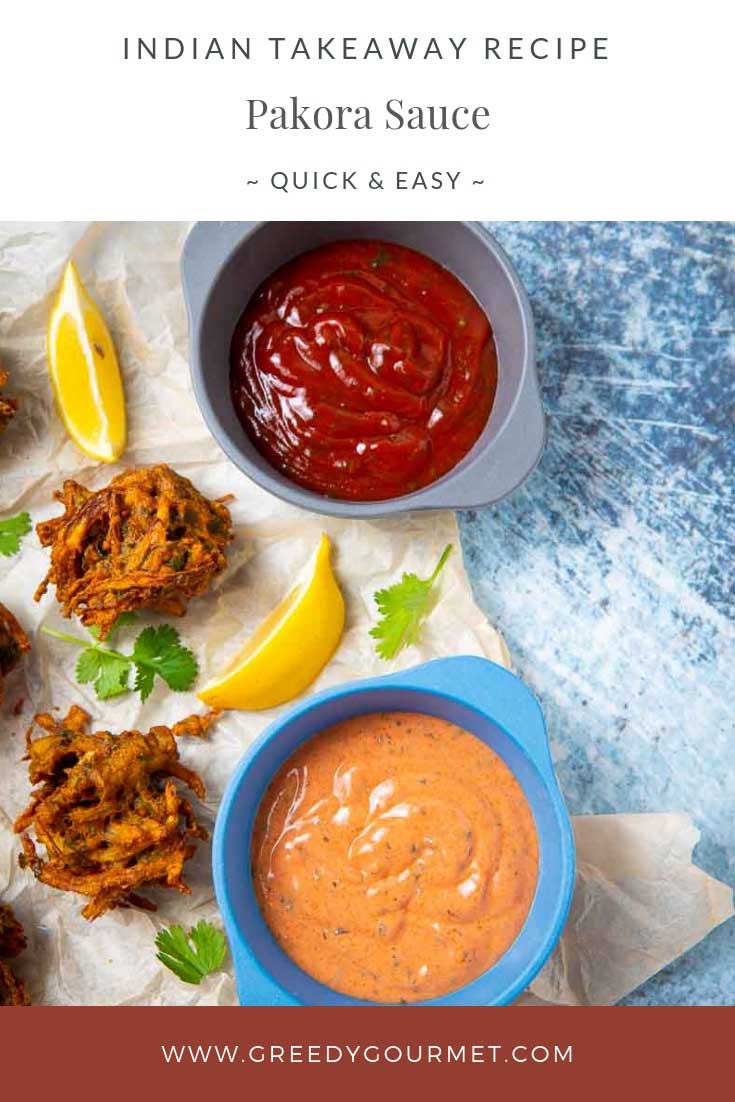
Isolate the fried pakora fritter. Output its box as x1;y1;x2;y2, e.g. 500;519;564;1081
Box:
0;902;30;1006
0;367;18;433
0;903;26;957
0;601;30;706
34;464;233;639
0;962;28;1005
15;705;215;921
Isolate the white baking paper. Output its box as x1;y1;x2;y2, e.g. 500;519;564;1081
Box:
0;223;731;1006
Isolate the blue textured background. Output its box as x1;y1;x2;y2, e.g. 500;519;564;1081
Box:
462;222;734;1005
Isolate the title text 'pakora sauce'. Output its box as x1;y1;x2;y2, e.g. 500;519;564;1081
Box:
251;711;538;1003
230;241;498;501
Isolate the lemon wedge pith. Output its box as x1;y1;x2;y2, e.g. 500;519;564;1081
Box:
47;260;126;463
198;534;345;711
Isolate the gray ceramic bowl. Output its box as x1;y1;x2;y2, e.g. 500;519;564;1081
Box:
182;221;544;517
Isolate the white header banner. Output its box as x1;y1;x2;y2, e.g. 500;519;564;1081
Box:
1;0;731;218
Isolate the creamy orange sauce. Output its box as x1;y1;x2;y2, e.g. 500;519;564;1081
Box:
252;712;539;1002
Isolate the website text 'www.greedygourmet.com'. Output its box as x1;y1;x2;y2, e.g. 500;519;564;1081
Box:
160;1042;573;1067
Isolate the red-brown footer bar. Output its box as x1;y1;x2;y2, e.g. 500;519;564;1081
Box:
1;1006;732;1098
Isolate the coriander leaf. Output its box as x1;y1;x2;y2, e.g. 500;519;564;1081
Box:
132;624;170;664
95;653;130;699
89;611;137;642
76;646;128;698
370;543;453;660
0;512;31;557
43;620;198;703
156;645;198;692
76;648;102;684
156;931;204;985
156;921;228;986
113;611;138;630
189;920;229;974
134;663;155;702
132;625;198;695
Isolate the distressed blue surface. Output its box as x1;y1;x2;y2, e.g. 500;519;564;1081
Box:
462;222;735;1006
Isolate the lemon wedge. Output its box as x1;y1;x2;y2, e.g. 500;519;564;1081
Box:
47;260;126;463
198;534;345;711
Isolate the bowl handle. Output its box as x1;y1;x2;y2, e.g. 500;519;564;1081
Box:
411;366;546;510
391;656;556;782
181;221;260;324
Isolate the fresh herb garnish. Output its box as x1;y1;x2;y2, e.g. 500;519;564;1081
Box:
370;543;453;660
88;611;138;640
42;619;198;702
155;921;228;986
0;512;31;557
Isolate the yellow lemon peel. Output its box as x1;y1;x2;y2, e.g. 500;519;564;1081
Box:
47;260;126;463
198;533;345;711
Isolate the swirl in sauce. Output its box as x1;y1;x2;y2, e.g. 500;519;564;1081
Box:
230;241;498;502
251;712;538;1003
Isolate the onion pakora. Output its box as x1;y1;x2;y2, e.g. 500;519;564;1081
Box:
0;601;30;706
15;705;215;920
34;464;234;639
0;902;30;1006
0;366;18;433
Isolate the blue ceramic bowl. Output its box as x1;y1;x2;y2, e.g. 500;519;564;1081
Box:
213;656;575;1005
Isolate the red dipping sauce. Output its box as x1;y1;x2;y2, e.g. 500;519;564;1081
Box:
230;240;498;501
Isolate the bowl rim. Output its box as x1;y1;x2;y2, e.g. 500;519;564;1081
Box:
184;221;544;517
212;656;575;1006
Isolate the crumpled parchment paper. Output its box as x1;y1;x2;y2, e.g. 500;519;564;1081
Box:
0;223;731;1006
